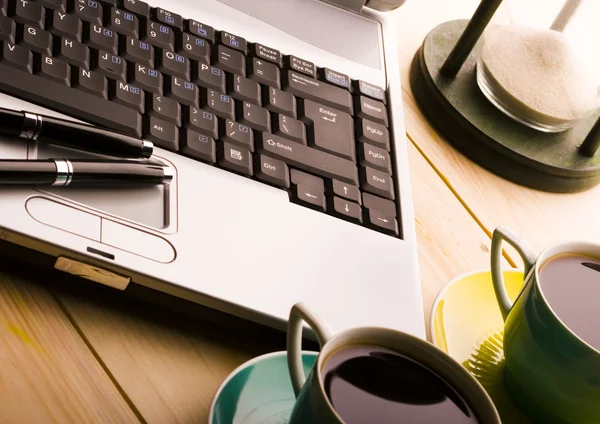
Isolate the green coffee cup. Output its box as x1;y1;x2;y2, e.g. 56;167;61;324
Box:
491;226;600;423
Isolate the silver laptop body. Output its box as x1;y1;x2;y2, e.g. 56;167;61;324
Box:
0;0;424;339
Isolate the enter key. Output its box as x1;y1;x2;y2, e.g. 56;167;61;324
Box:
300;99;355;161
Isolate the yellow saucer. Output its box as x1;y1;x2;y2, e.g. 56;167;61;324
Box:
430;269;533;424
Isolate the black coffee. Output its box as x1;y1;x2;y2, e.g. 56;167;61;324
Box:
320;345;480;424
539;253;600;350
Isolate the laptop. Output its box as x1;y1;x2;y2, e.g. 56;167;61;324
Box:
0;0;425;339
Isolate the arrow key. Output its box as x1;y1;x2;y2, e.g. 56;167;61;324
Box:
332;197;361;223
294;184;326;212
367;209;398;236
329;179;360;204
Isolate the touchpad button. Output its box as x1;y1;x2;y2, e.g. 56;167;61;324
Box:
101;219;176;263
31;143;171;230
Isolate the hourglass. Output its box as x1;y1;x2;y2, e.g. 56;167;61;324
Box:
410;0;600;192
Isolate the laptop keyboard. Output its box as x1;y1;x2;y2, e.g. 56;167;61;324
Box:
0;0;401;237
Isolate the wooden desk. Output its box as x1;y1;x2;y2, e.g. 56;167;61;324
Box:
1;1;596;422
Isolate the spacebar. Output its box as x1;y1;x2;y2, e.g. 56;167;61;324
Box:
0;64;143;138
259;132;358;185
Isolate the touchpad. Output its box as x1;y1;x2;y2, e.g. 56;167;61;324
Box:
30;143;170;230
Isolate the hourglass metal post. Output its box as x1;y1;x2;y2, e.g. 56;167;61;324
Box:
440;0;503;77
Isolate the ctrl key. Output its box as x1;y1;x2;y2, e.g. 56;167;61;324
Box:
367;209;398;236
256;154;290;188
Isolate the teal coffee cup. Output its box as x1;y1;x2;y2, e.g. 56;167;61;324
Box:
491;226;600;423
286;303;500;424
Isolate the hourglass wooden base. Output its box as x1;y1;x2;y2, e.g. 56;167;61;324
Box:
410;19;600;193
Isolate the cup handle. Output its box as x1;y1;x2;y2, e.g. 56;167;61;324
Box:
491;226;537;321
287;302;333;397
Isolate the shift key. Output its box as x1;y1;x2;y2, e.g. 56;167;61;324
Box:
259;132;358;185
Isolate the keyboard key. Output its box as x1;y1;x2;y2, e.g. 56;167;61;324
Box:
122;36;154;67
130;62;163;94
194;62;225;92
109;9;139;38
0;15;15;43
0;62;142;136
73;68;107;98
123;0;150;18
10;0;43;28
166;76;198;107
356;96;388;126
40;0;66;12
362;192;396;217
321;68;350;90
153;8;182;31
366;209;398;235
74;0;103;25
285;55;316;79
21;25;52;55
145;21;173;50
203;88;234;120
95;50;126;81
361;166;394;199
214;44;245;76
178;33;209;64
259;133;358;185
290;169;324;192
328;179;361;204
248;57;280;89
184;106;217;137
222;119;253;151
264;86;296;118
38;54;70;85
158;49;189;79
181;129;215;163
185;19;214;43
219;31;246;54
1;42;32;71
56;37;89;67
359;143;391;174
357;119;389;151
111;81;144;113
256;154;289;188
331;197;362;223
219;142;252;176
86;24;118;55
274;114;305;145
284;71;353;115
48;11;82;41
355;80;386;104
144;116;178;150
238;101;270;132
294;184;325;211
147;93;180;125
229;74;260;105
301;100;355;160
251;43;282;67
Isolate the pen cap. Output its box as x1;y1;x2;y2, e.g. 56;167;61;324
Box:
0;108;26;137
68;161;168;187
39;117;152;159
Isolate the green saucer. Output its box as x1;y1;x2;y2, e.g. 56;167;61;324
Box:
209;351;318;424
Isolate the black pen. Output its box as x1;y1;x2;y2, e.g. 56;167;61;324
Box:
0;107;153;159
0;159;173;187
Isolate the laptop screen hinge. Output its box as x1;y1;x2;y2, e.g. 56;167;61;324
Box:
322;0;367;13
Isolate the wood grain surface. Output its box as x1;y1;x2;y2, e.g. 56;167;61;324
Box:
0;260;139;424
